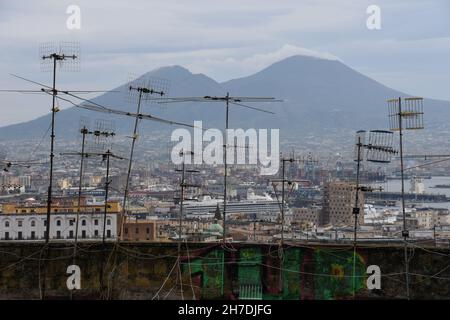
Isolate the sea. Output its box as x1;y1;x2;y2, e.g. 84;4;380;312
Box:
369;176;450;210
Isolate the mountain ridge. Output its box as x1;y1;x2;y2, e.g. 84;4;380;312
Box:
0;54;449;142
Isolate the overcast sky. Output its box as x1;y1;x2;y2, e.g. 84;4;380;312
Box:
1;0;449;126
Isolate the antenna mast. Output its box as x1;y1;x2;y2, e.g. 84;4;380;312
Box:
40;41;80;243
387;97;424;299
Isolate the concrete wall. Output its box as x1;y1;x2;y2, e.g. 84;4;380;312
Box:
0;242;449;299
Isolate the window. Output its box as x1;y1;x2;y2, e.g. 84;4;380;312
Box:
69;219;74;226
95;208;101;212
69;230;74;238
18;232;23;240
124;228;128;234
5;232;9;240
4;221;9;228
107;219;111;226
56;231;61;239
31;220;36;227
146;228;150;234
31;231;35;239
107;230;111;238
94;230;99;237
135;228;139;234
18;220;23;227
43;220;47;227
82;219;86;226
94;219;99;226
56;220;61;226
21;209;26;213
82;230;86;238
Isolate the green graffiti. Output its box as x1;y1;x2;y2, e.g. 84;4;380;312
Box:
184;249;224;299
314;249;365;300
184;246;367;300
238;247;261;285
238;247;262;299
282;248;301;299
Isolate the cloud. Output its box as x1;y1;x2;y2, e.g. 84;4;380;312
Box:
0;0;449;125
185;44;340;81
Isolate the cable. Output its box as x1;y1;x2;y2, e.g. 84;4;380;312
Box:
185;241;196;300
151;257;179;300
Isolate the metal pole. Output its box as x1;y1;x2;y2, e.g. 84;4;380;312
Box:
434;225;436;247
74;128;87;253
45;55;57;243
253;216;256;242
120;90;143;239
179;159;185;254
223;92;229;243
281;159;286;245
103;151;111;243
353;136;362;298
398;97;410;299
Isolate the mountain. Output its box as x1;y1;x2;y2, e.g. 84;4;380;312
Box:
1;55;449;143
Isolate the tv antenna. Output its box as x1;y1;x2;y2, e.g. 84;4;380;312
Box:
352;129;396;297
41;41;78;244
387;96;424;300
174;149;200;300
50;87;199;239
270;153;317;294
61;118;115;247
160;93;282;244
60;118;115;299
270;154;317;246
120;75;170;239
0;42;118;244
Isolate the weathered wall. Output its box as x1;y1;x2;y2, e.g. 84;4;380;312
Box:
0;242;449;300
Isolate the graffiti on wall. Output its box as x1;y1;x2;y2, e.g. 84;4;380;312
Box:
182;245;366;300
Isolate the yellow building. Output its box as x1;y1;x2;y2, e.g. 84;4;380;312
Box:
2;196;120;215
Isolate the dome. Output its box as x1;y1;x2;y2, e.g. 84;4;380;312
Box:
205;222;223;235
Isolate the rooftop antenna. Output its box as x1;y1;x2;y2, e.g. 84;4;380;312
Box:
175;150;200;246
63;119;115;242
174;149;200;300
0;43;116;243
270;154;317;245
60;117;115;299
61;143;124;299
52;89;198;242
120;75;170;239
387;96;424;300
270;152;316;293
39;42;80;244
352;129;396;298
160;93;282;244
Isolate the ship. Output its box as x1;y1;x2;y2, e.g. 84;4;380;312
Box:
183;189;285;219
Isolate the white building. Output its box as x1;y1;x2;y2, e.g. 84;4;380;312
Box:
0;212;118;241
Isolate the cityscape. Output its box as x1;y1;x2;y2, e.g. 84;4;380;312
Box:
1;0;450;306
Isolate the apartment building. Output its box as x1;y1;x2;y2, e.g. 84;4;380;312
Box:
0;197;120;241
321;181;364;227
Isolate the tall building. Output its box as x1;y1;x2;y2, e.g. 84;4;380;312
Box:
293;206;321;228
321;181;364;227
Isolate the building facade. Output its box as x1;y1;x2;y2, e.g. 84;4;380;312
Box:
293;206;321;227
321;181;364;227
0;197;120;241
